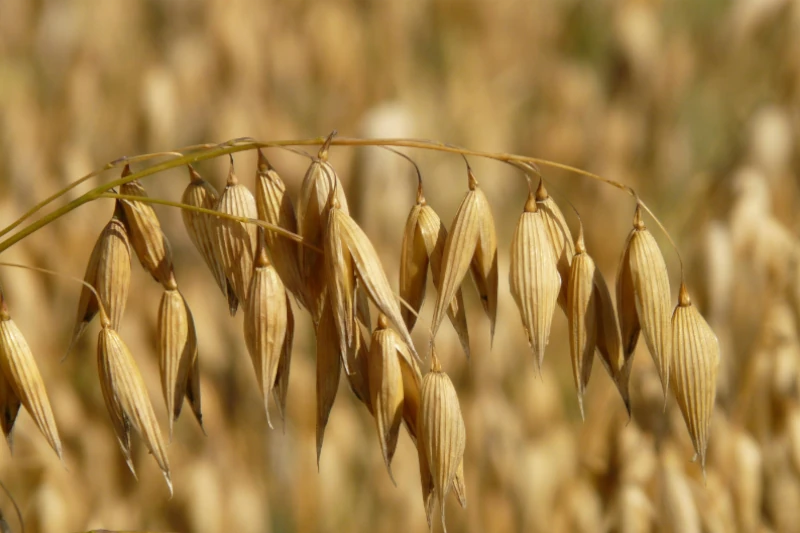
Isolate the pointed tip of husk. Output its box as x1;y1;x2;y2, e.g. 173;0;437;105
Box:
226;157;238;186
578;393;586;421
467;167;478;191
121;164;132;177
633;205;645;229
187;165;203;182
64;322;88;362
535;178;548;201
257;149;271;172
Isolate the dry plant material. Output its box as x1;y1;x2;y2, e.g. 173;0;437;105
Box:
244;234;291;429
119;166;177;290
345;326;372;414
399;347;423;443
0;291;62;459
157;288;198;437
0;369;20;449
71;203;131;351
315;300;341;466
535;180;575;311
567;226;597;419
593;267;631;414
255;150;306;309
617;206;672;396
420;349;466;532
400;182;470;358
184;354;204;433
431;166;498;346
214;158;258;313
181;165;230;304
368;315;408;483
98;324;172;494
510;194;561;370
327;200;420;363
272;296;294;427
297;143;350;322
670;283;719;472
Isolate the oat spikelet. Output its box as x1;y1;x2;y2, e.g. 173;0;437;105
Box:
297;144;349;322
0;370;20;451
184;352;204;434
670;283;719;473
535;179;575;310
400;184;470;358
98;324;172;494
0;292;62;459
272;294;294;428
345;325;372;414
453;460;467;509
618;206;672;396
214;157;258;313
567;227;597;420
244;234;289;429
399;347;423;443
329;204;420;363
432;167;497;345
420;348;466;532
368;315;406;483
509;194;561;370
119;166;177;290
157;288;198;438
255;150;306;309
71;203;131;352
316;299;341;467
593;268;631;415
417;425;435;528
181;165;230;303
325;197;357;368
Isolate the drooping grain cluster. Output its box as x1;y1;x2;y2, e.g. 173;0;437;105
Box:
0;138;720;529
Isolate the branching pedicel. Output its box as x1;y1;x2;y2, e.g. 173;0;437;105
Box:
0;132;719;529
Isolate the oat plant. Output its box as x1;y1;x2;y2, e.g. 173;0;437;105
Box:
0;133;719;529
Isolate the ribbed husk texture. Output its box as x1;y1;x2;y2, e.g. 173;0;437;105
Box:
567;231;597;420
535;180;574;311
315;299;341;466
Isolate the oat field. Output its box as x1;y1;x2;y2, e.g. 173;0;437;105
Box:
0;1;799;532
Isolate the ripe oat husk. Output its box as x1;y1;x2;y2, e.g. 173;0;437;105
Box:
670;283;719;472
417;425;435;529
214;159;258;313
368;316;406;483
453;459;467;509
0;292;62;459
420;349;466;532
399;347;423;443
618;206;672;397
244;234;290;429
325;197;357;367
567;228;597;420
70;203;131;354
184;351;204;434
593;267;631;415
345;325;372;414
255;150;306;309
0;363;20;450
157;288;198;438
119;166;177;290
316;299;342;467
98;325;172;494
328;204;420;363
272;294;294;428
297;147;349;322
182;165;230;304
509;194;561;370
431;167;497;346
400;185;470;358
535;179;574;311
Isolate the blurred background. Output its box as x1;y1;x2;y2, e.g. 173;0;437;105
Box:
0;0;799;531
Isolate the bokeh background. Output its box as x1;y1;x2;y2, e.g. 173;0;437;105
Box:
0;0;799;531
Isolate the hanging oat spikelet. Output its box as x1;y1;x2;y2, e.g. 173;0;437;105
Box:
0;291;62;459
509;194;561;370
255;150;307;309
0;363;20;450
184;352;204;434
214;157;258;312
618;206;672;396
325;196;357;368
535;179;575;311
345;326;372;414
593;268;631;414
181;165;230;304
98;324;172;494
70;203;131;353
297;137;350;322
119;166;177;290
453;460;467;509
316;300;342;466
244;233;290;429
329;203;421;363
400;182;470;358
368;315;407;483
420;348;466;532
272;294;294;427
670;283;719;472
567;226;597;420
432;166;498;345
157;288;198;438
417;425;435;529
399;348;423;442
